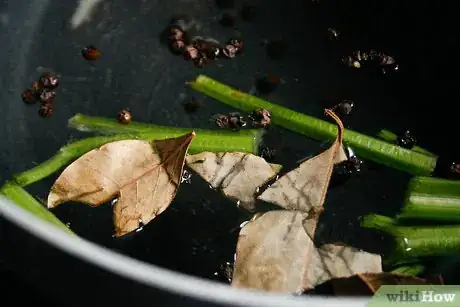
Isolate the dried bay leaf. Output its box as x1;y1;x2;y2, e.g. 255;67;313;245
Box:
257;110;346;220
232;211;313;293
232;211;382;293
310;244;382;288
186;152;282;211
232;110;382;293
47;132;195;237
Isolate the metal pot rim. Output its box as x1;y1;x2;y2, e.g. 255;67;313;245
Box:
0;197;367;307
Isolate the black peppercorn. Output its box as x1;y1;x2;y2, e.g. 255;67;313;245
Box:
38;72;59;90
223;45;237;58
170;40;186;54
215;114;230;128
330;147;363;188
204;44;221;60
227;112;247;130
167;26;185;41
117;109;132;124
331;100;355;119
396;130;417;149
228;38;244;52
183;45;199;61
222;44;238;58
194;40;220;60
38;103;53;118
250;108;272;128
22;89;38;104
81;45;102;61
39;90;56;104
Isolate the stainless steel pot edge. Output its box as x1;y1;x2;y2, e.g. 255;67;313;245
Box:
0;197;368;307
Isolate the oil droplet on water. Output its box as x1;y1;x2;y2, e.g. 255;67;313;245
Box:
403;237;412;252
214;261;234;283
136;219;144;232
240;220;250;228
181;169;192;184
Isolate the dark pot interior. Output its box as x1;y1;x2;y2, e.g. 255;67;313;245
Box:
1;0;459;306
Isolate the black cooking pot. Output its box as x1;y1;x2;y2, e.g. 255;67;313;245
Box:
1;0;459;306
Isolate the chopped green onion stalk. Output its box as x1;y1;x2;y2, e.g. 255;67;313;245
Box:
407;176;460;196
362;214;460;261
398;177;460;222
69;114;263;155
190;75;437;176
69;113;262;139
0;181;73;234
377;129;435;157
15;128;262;189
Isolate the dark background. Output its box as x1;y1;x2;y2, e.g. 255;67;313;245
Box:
1;0;459;306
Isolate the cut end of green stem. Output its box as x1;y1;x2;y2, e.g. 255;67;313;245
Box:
361;214;397;234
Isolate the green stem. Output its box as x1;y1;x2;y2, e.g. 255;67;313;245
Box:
398;177;460;222
391;264;425;276
190;75;437;176
0;181;73;234
377;129;435;157
362;214;460;260
361;214;398;233
69;113;263;154
407;176;460;195
15;118;264;188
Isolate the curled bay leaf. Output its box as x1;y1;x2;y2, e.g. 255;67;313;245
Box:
257;109;346;217
309;272;443;296
232;210;313;293
186;152;282;211
231;211;382;293
47;132;195;237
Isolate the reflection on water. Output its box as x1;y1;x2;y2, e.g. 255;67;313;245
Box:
70;0;104;30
